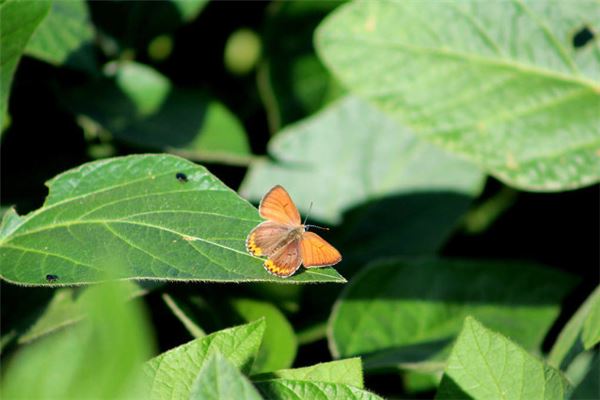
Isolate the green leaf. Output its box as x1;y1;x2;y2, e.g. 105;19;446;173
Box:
582;289;600;350
316;0;600;191
24;0;96;73
67;61;253;165
162;293;206;338
0;0;51;127
570;353;600;400
241;97;483;265
231;298;297;373
329;258;577;370
548;285;600;368
252;358;363;389
1;281;154;399
190;352;263;400
255;380;382;400
0;154;345;285
143;319;265;400
436;317;571;400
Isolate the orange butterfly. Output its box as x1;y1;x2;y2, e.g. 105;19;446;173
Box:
246;185;342;278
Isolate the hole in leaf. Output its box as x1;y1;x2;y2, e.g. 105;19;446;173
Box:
176;172;188;183
46;274;59;282
573;26;595;48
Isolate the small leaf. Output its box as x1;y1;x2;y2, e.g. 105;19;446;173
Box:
582;288;600;349
231;298;297;373
329;258;577;369
436;317;571;400
316;0;600;190
0;154;345;284
25;0;96;73
1;282;154;399
255;380;382;400
253;358;363;389
190;353;263;400
548;285;600;368
0;0;51;126
143;319;265;400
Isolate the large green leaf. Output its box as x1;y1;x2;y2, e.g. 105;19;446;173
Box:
329;258;576;369
252;358;363;389
0;154;345;284
548;285;600;368
241;97;483;267
143;319;265;400
0;0;51;127
255;380;382;400
436;317;571;400
67;61;253;165
24;0;96;73
1;282;154;399
190;353;263;400
316;0;600;191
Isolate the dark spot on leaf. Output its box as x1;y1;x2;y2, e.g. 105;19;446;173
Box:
176;172;188;183
573;26;595;48
46;274;59;282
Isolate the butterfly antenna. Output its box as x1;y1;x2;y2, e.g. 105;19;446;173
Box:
305;224;330;231
303;201;314;225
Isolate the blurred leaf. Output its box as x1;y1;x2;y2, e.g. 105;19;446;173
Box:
548;285;600;368
329;258;577;370
241;97;484;265
255;380;382;400
143;319;265;400
0;0;50;127
190;352;263;400
0;154;345;284
253;358;363;388
316;0;600;191
259;1;344;131
582;288;600;349
436;317;571;400
1;282;154;399
570;353;600;400
67;61;253;165
25;0;96;73
231;298;297;373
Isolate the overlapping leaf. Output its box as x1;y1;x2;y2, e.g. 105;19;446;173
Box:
0;154;345;284
317;0;600;190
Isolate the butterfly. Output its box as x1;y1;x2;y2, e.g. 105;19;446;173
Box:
246;185;342;278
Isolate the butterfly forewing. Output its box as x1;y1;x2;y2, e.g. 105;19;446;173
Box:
264;239;303;277
259;185;301;226
300;232;342;267
246;221;292;257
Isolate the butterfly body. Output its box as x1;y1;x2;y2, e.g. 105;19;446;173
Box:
246;185;342;278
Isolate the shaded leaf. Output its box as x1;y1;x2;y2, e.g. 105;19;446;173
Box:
253;358;363;389
570;353;600;400
25;0;96;73
0;154;345;285
316;0;600;190
329;258;577;370
255;380;382;400
143;319;265;400
190;352;263;400
436;317;571;400
1;282;154;399
0;0;51;127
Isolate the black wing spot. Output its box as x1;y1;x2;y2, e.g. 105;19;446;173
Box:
573;26;595;48
176;172;188;183
46;274;59;282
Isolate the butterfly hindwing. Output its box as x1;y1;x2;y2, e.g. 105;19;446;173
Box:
259;185;301;226
264;238;303;277
246;221;291;257
300;232;342;267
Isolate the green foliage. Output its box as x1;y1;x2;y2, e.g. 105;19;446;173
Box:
316;0;600;190
0;154;344;284
437;317;571;400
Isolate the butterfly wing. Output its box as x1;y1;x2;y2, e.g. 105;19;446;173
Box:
259;185;301;226
264;238;303;277
300;232;342;267
246;221;291;257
